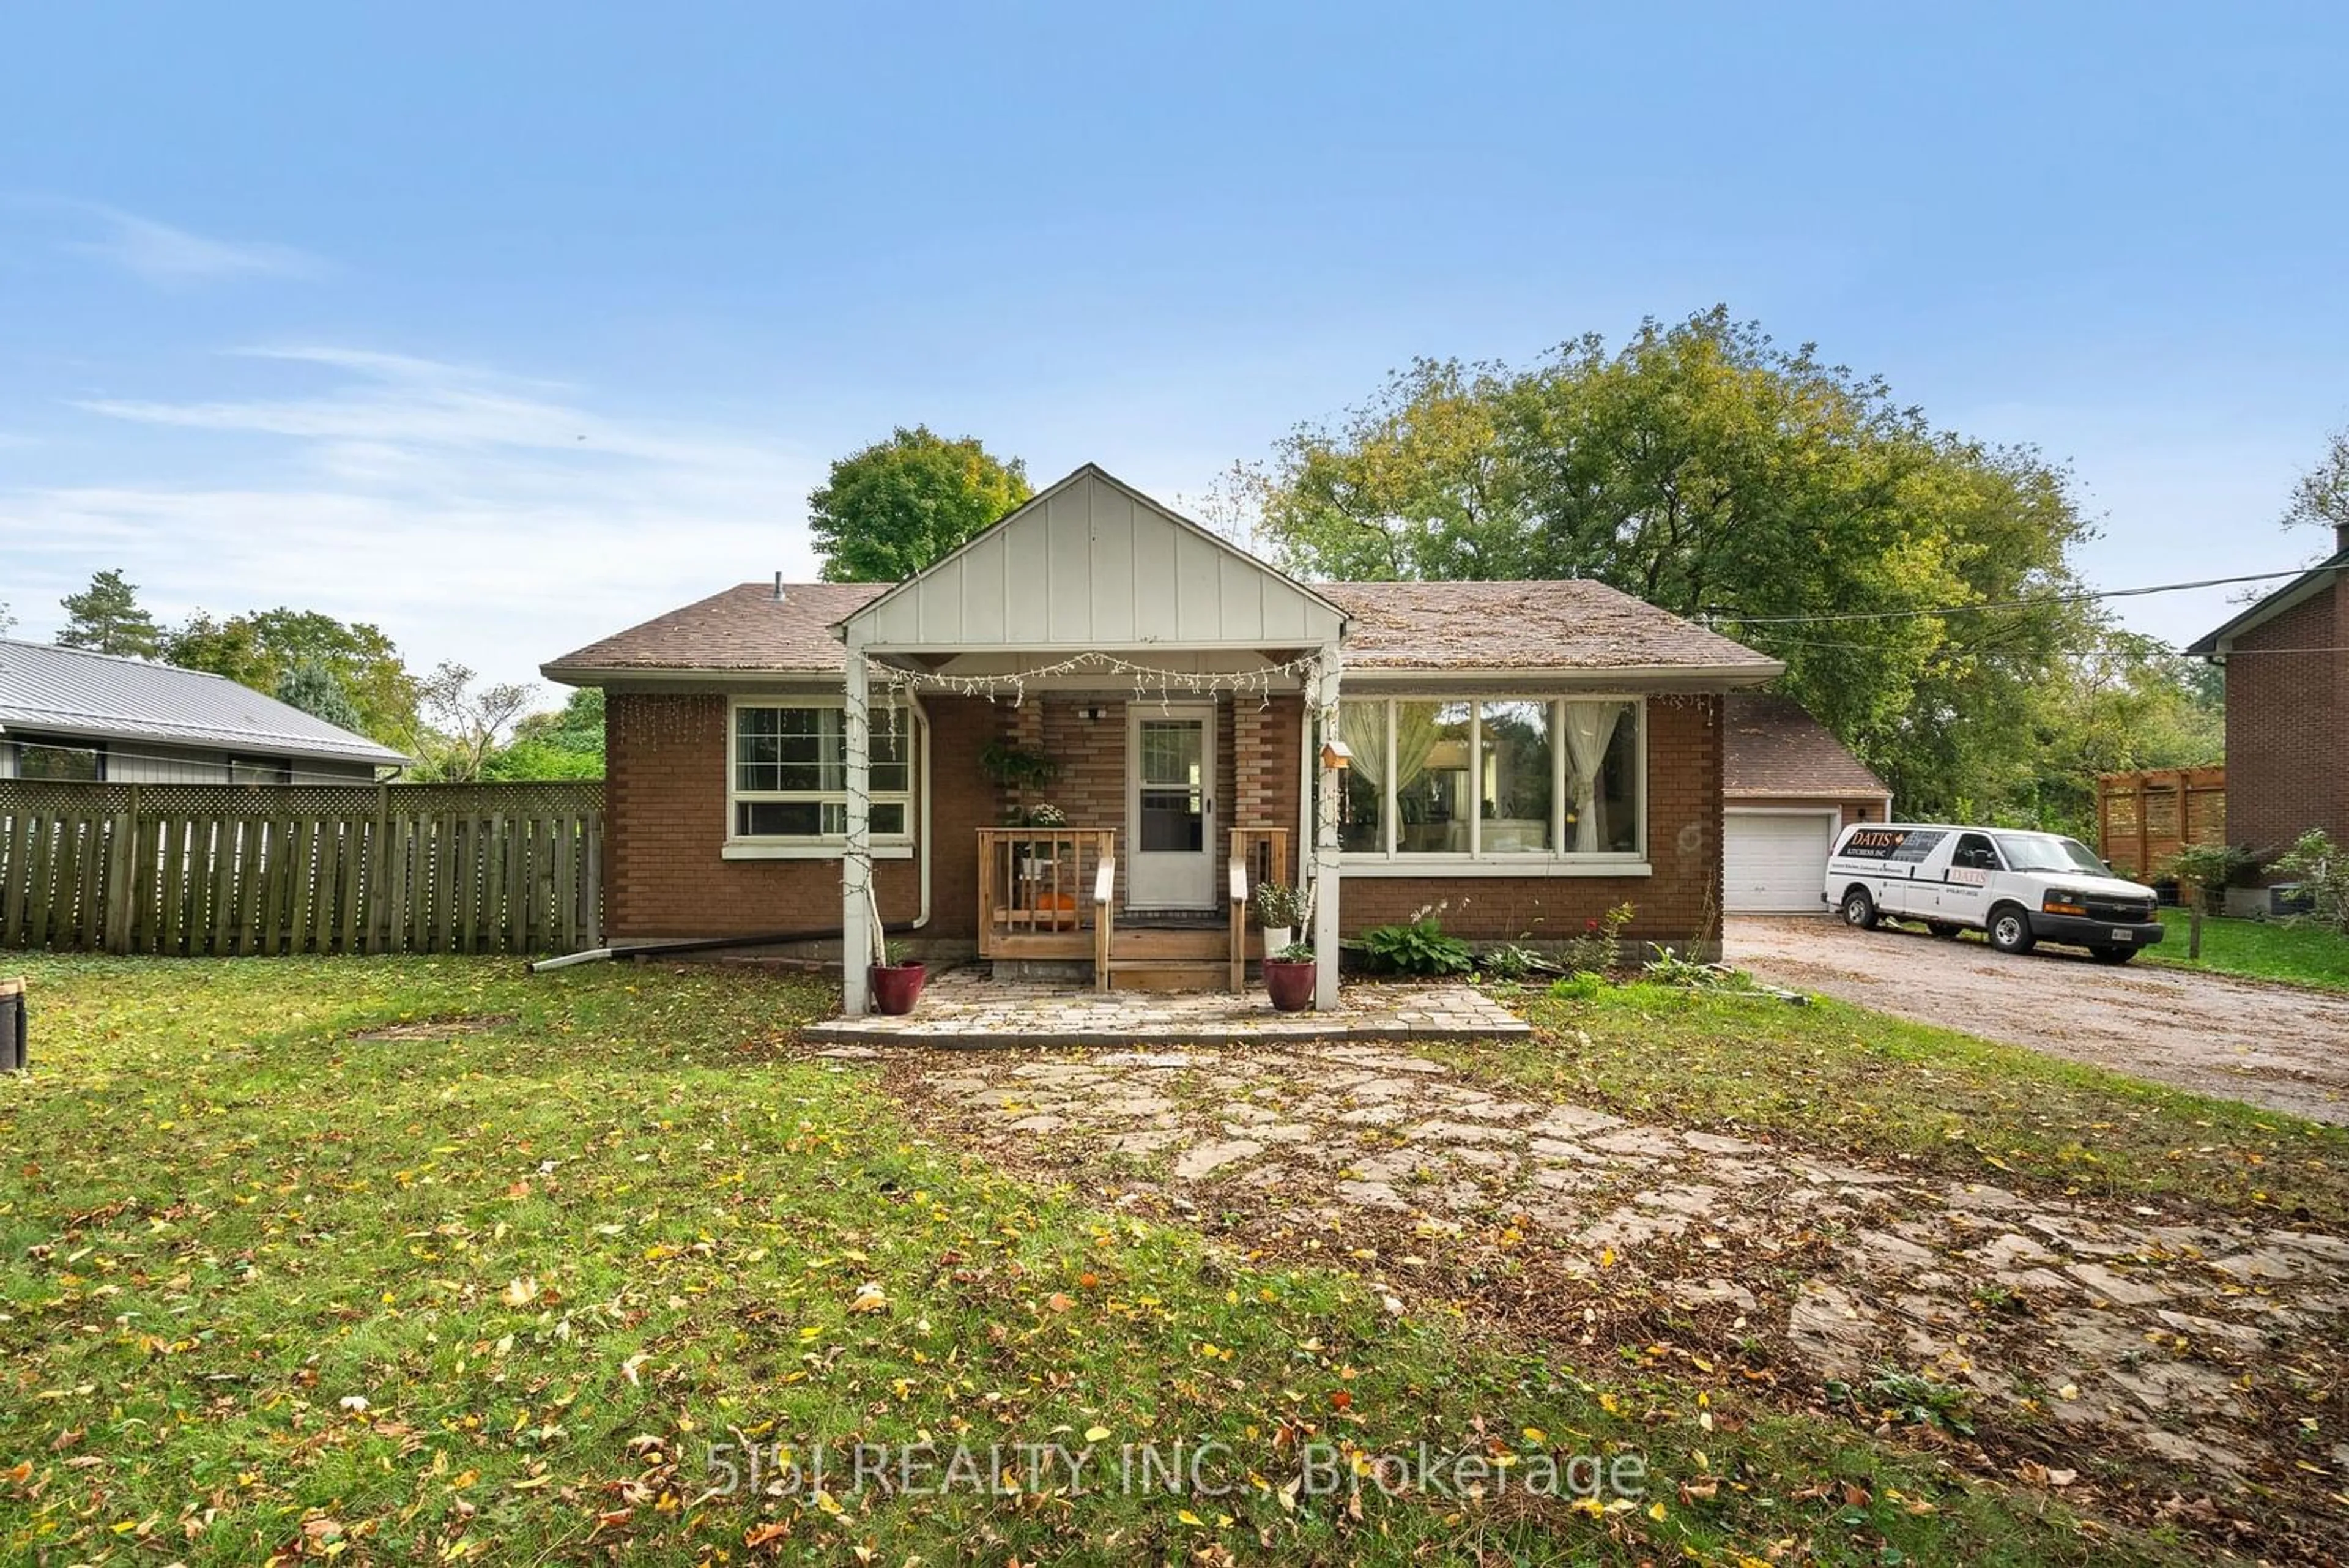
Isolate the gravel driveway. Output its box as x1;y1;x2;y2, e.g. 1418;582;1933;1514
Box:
1727;915;2349;1125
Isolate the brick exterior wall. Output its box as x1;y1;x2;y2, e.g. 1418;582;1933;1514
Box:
602;687;1722;953
2224;577;2347;861
1337;694;1724;950
604;691;990;940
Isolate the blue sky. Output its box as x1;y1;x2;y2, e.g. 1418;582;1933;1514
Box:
3;2;2344;694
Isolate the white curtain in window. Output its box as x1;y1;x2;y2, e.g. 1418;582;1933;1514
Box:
1389;703;1442;797
1560;700;1621;853
1340;704;1388;789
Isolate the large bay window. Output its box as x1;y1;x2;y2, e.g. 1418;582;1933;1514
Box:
1337;696;1643;864
729;700;913;845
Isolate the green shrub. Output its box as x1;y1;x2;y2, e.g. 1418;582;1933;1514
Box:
1558;901;1636;977
2269;830;2349;935
1359;907;1474;976
2159;843;2257;913
1479;940;1543;981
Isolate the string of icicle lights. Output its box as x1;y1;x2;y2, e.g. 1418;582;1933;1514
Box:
866;648;1326;711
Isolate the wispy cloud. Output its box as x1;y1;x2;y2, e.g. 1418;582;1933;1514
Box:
59;202;320;286
4;347;823;691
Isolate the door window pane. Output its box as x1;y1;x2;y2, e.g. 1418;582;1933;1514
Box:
1337;702;1387;853
1395;702;1472;854
1137;719;1204;852
1478;701;1553;853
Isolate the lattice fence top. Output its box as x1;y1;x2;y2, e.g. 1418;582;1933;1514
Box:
1;779;603;819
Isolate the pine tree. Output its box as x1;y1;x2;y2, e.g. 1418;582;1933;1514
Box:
56;569;161;658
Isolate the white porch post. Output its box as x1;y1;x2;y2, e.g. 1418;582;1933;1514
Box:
841;633;875;1015
1312;641;1343;1009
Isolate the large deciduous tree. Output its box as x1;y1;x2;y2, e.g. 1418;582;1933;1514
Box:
482;687;606;781
414;662;536;782
56;568;163;658
2282;426;2349;548
809;426;1032;582
165;608;421;748
1231;308;2158;825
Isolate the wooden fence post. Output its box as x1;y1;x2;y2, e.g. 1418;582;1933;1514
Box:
104;785;138;955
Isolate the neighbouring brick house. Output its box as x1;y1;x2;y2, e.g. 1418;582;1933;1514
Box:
2188;524;2349;910
544;464;1781;1011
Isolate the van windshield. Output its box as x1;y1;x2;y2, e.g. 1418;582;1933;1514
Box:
1995;834;2107;875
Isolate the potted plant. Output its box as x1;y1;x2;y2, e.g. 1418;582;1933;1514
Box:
1253;880;1302;954
869;938;926;1016
1262;940;1318;1012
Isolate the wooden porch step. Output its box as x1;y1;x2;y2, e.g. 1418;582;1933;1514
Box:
1106;959;1231;993
1110;926;1230;962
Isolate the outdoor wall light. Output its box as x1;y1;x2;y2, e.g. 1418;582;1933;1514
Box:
1320;739;1353;770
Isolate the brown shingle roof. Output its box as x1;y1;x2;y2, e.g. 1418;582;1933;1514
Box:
544;583;886;676
1321;580;1777;672
543;578;1779;680
1723;693;1887;798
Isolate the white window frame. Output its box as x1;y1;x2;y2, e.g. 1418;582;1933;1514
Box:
724;696;918;860
1336;694;1650;877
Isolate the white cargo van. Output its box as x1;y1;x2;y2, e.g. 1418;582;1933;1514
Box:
1822;823;2166;963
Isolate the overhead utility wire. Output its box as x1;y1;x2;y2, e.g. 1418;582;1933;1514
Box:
1704;566;2326;628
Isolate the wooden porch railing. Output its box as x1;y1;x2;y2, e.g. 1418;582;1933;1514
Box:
1227;827;1293;990
978;829;1118;986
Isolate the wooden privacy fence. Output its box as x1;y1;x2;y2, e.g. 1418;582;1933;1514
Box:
2096;765;2226;879
0;780;603;956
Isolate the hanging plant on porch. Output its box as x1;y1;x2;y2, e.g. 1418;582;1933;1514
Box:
980;739;1059;792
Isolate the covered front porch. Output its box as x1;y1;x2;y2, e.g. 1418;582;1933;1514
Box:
831;465;1353;1015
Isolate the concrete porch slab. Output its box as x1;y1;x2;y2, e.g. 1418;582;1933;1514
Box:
803;965;1531;1047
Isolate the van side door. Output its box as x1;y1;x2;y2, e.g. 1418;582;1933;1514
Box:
1934;832;2003;928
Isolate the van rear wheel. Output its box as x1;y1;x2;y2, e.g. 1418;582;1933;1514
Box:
1839;888;1879;930
1987;905;2036;955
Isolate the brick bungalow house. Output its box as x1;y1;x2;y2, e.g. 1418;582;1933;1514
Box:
543;464;1781;1012
2187;522;2349;908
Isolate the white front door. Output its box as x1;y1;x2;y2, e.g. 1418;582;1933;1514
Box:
1127;702;1216;909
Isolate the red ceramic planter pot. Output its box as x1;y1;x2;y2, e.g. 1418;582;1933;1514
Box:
1262;957;1318;1012
869;962;927;1016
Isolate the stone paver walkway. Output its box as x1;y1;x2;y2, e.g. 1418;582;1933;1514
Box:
830;1033;2349;1523
804;968;1529;1046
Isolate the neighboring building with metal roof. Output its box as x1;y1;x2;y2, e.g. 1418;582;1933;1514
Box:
0;637;409;785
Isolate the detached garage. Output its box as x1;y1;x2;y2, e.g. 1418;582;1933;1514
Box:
1722;694;1893;913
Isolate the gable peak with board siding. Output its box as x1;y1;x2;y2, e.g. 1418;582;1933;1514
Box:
835;464;1349;650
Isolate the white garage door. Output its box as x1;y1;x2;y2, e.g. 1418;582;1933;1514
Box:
1724;811;1836;913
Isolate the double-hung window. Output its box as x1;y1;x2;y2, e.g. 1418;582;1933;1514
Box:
1336;696;1644;863
730;700;913;844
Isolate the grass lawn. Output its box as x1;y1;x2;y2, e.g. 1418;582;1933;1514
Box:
2143;907;2349;991
0;956;2191;1565
1454;980;2349;1231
